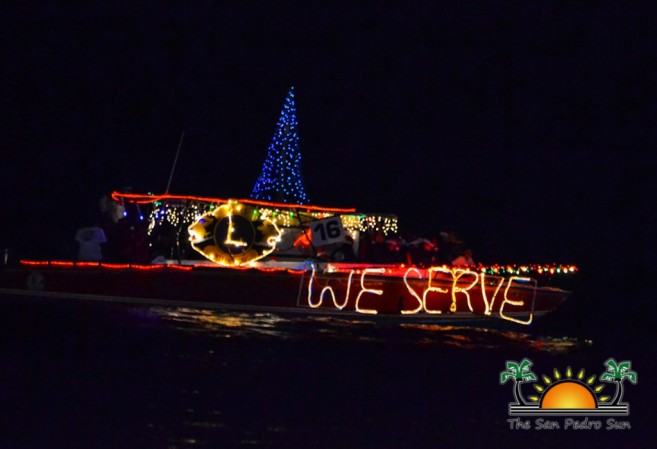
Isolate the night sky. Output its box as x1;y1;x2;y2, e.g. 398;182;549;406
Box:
1;2;653;278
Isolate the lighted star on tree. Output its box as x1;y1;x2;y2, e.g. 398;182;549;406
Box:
250;86;310;204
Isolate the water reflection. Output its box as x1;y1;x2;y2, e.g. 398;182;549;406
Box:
139;307;590;448
149;308;293;339
144;307;586;354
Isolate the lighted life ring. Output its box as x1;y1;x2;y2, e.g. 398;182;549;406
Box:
188;200;282;266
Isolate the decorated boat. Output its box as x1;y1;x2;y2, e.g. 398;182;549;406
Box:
0;88;576;327
0;191;576;327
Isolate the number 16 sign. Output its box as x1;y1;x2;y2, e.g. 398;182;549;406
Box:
310;216;346;246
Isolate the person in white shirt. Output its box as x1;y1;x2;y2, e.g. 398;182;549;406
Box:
75;226;108;261
451;249;475;267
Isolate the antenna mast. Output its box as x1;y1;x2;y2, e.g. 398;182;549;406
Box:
165;131;185;194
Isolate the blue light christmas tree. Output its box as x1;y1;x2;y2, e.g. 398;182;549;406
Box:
250;87;310;204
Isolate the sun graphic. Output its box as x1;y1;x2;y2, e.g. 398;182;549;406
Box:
526;367;609;408
541;381;596;408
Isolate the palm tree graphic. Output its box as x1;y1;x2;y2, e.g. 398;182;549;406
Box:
500;358;537;405
599;358;637;405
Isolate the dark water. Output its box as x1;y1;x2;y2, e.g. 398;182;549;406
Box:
1;283;654;449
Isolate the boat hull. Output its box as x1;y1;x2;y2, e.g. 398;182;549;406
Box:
0;261;571;326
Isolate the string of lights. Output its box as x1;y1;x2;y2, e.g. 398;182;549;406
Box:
326;263;578;278
20;260;576;278
112;192;354;213
143;200;398;237
479;263;578;276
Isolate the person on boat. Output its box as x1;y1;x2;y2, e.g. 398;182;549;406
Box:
74;225;108;261
438;230;462;264
362;230;388;263
451;249;475;267
114;218;150;263
406;236;439;267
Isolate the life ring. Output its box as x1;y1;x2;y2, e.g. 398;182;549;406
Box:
188;200;282;266
26;271;45;291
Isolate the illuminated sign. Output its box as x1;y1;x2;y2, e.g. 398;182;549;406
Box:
305;265;538;324
188;200;282;266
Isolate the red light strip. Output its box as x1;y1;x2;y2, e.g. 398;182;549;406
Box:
111;191;357;213
19;260;577;277
19;259;308;275
19;260;194;271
